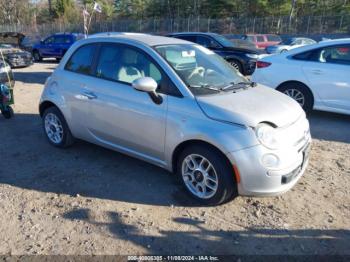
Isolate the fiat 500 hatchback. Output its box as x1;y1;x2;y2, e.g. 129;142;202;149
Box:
39;33;311;205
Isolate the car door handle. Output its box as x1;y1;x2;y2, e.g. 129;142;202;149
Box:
311;69;323;75
81;91;97;100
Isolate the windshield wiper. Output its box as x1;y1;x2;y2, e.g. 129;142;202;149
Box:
188;84;221;92
220;81;257;91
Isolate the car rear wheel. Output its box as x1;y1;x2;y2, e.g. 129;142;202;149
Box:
33;50;42;62
42;107;75;148
177;145;237;205
229;60;243;74
278;82;313;113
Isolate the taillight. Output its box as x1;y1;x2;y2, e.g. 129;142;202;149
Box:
256;61;271;68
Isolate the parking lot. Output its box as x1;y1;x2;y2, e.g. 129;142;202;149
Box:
0;62;349;255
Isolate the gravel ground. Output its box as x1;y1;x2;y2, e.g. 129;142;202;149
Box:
0;62;349;256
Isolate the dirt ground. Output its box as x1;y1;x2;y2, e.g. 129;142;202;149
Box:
0;62;349;256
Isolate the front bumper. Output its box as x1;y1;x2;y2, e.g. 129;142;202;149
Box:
227;136;311;197
8;56;33;68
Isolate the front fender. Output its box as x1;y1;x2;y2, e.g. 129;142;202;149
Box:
163;96;258;171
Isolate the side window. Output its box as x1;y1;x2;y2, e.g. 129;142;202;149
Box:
95;44;163;85
44;36;54;45
54;36;65;44
257;36;265;42
317;45;350;65
196;36;210;47
175;35;196;42
295;39;303;45
246;36;255;42
292;50;314;61
196;36;220;48
65;44;97;75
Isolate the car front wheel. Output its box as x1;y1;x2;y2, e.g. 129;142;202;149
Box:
229;60;243;74
33;50;42;62
177;145;237;205
42;107;75;148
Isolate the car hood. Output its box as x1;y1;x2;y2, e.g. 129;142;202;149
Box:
196;85;304;128
224;46;264;54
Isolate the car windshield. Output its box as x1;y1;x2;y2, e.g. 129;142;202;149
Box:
281;38;296;45
155;44;249;95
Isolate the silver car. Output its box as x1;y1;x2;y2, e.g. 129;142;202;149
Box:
39;33;311;205
266;37;317;54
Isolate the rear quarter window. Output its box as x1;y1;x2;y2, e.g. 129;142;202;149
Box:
292;50;314;61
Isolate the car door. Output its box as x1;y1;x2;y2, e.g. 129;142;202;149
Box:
52;35;66;57
61;43;99;140
54;35;73;57
85;43;168;163
40;36;55;56
302;44;350;111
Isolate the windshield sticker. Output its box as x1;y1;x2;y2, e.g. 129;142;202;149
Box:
195;45;215;55
182;50;195;57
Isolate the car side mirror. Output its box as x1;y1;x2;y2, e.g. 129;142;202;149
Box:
132;77;163;104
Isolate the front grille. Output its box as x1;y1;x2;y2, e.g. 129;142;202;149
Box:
281;165;301;184
281;141;310;185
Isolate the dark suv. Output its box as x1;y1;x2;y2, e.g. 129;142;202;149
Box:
32;33;83;62
168;32;261;75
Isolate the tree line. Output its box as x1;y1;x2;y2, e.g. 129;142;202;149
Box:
0;0;349;27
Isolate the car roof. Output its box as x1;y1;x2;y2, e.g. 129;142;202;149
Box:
318;37;350;45
89;32;190;46
261;38;350;60
169;32;219;37
245;33;278;36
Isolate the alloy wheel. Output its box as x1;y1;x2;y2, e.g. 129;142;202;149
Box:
44;113;64;144
284;88;305;107
181;154;219;199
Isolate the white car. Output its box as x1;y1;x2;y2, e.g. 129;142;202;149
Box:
252;38;350;115
265;37;316;54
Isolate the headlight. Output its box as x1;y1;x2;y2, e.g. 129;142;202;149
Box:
255;123;280;149
246;53;258;59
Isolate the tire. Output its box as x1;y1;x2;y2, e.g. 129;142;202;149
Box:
42;106;75;148
280;49;288;53
278;82;313;113
1;106;14;119
33;50;42;62
177;145;237;205
229;60;243;74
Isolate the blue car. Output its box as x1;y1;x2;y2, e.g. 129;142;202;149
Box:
32;33;83;62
